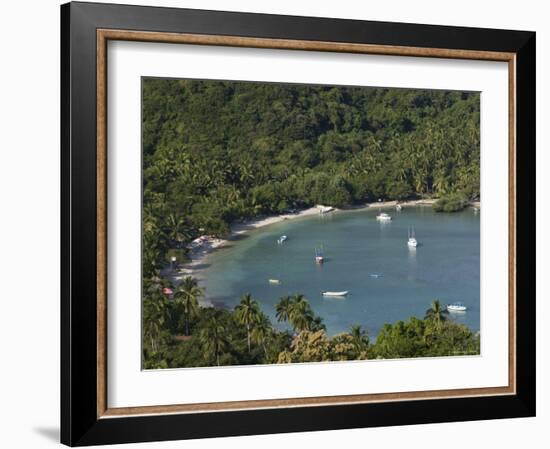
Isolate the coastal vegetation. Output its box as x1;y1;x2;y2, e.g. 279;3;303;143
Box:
143;79;480;274
432;193;469;213
142;279;479;369
141;79;481;368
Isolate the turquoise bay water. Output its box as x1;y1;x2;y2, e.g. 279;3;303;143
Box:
202;207;480;337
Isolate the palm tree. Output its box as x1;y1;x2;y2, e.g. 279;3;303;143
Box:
234;294;262;353
310;315;326;332
424;299;449;331
165;212;194;246
143;294;169;354
173;276;203;335
289;294;314;332
350;325;369;352
275;296;293;323
251;313;272;359
199;315;230;366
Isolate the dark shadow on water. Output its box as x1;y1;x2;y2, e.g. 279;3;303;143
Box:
228;233;249;242
191;263;210;270
33;427;59;443
231;219;279;234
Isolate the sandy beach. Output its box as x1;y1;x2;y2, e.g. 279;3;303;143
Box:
162;206;320;305
162;198;478;305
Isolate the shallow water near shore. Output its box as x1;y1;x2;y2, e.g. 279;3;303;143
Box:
202;207;480;337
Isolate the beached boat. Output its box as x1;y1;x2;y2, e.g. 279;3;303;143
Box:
376;212;392;222
268;279;281;284
447;302;467;312
277;235;288;244
407;226;418;247
322;291;349;297
318;205;334;214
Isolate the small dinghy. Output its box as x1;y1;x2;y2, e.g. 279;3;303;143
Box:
277;235;288;244
322;291;349;297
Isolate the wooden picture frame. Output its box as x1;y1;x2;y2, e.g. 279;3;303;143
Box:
61;1;535;446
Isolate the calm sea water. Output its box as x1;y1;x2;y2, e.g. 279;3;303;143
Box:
201;207;480;337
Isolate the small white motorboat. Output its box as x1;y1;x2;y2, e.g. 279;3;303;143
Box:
322;291;349;297
376;212;392;222
396;204;403;211
268;279;281;284
277;235;288;244
447;302;467;312
369;273;382;278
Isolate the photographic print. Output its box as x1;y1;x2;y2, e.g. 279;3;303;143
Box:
62;6;535;443
141;78;481;369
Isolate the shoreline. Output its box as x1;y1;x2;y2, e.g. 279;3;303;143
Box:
163;198;479;305
161;206;320;304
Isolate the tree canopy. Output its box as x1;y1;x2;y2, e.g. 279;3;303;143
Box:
141;79;481;369
143;290;480;369
142;79;480;275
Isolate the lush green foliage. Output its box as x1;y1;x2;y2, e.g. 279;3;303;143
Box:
142;283;480;369
142;79;480;277
432;193;469;212
141;79;481;368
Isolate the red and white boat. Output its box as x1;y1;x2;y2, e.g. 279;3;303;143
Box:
315;247;324;264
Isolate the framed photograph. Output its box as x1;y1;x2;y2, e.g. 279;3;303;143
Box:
61;1;535;446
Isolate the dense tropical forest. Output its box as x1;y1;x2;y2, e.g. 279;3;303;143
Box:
142;78;481;368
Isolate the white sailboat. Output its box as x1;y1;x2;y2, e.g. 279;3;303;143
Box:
408;226;418;247
315;246;324;264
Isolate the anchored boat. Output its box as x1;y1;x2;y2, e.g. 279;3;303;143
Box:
447;302;467;312
322;291;349;297
408;226;418;247
315;246;324;264
376;212;392;222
